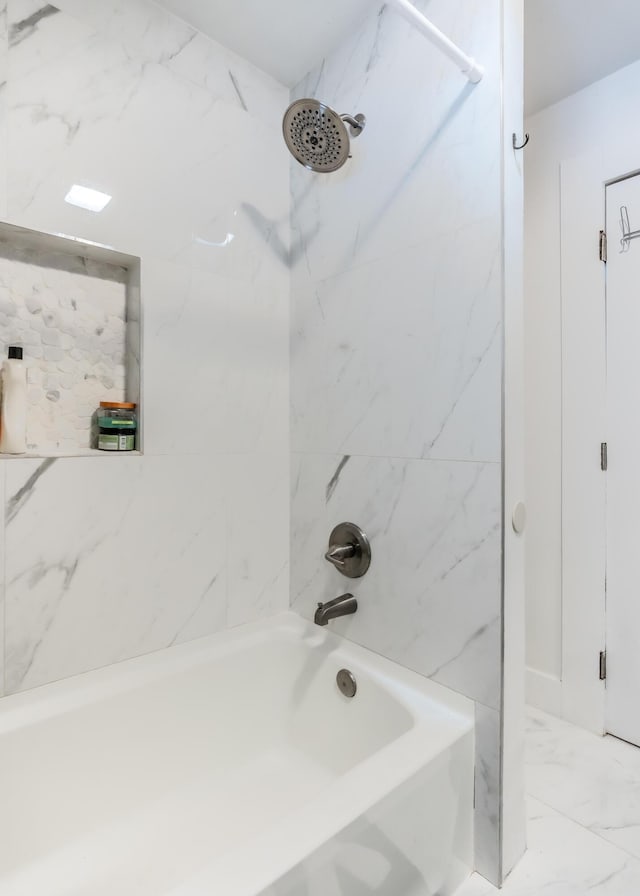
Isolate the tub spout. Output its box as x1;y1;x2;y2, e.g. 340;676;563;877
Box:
314;593;358;626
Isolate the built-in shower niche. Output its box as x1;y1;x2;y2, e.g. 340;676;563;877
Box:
0;222;141;457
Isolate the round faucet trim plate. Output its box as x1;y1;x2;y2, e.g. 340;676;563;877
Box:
325;522;371;578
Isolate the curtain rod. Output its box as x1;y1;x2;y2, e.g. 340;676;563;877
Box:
386;0;484;83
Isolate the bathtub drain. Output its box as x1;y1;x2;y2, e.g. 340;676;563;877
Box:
336;669;357;698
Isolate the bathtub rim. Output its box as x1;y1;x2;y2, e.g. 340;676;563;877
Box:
0;611;474;736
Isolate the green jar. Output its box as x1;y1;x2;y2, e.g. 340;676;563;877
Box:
97;401;137;451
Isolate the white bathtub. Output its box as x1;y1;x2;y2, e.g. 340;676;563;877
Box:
0;613;474;896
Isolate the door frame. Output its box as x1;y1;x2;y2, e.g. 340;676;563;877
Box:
561;144;640;734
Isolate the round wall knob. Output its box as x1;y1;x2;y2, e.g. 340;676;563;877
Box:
512;502;526;535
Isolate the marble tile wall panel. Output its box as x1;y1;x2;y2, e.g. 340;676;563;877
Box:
291;230;502;462
291;453;501;709
474;704;501;882
0;2;6;219
5;2;290;285
226;452;290;629
0;465;4;696
0;0;291;690
8;0;94;81
142;257;288;457
290;1;502;285
289;0;504;881
40;0;286;130
4;454;227;693
4;451;290;694
290;0;502;464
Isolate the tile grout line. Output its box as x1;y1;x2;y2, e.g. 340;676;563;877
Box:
290;449;502;465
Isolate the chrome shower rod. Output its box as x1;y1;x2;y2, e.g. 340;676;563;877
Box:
385;0;484;83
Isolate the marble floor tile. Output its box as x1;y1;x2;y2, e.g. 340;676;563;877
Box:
456;707;640;896
455;873;496;896
458;797;640;896
526;706;640;860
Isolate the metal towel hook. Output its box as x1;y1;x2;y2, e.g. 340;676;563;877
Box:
512;132;530;151
620;205;640;251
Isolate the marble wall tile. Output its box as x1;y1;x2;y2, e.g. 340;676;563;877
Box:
0;463;4;696
225;453;289;628
7;1;96;81
0;1;6;220
162;27;287;131
289;0;502;284
11;0;197;88
291;453;501;710
51;0;187;42
0;0;291;698
474;704;501;883
141;258;288;457
46;0;288;129
291;229;502;462
5;5;290;285
289;0;505;882
4;454;228;693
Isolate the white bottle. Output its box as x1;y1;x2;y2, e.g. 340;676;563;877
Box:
0;346;27;454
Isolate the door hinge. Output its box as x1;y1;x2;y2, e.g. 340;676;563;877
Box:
599;650;607;681
601;442;608;471
599;230;607;262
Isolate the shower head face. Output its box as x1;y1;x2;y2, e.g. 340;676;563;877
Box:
283;99;351;173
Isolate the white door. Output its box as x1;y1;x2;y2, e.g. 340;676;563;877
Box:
605;173;640;746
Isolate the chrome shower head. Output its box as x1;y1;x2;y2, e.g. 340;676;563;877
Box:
282;99;366;173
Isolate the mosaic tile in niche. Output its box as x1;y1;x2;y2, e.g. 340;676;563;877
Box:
0;243;128;453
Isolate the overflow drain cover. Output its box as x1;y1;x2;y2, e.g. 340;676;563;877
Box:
336;668;357;698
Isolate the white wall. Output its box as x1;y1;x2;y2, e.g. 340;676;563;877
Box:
0;0;290;694
525;60;640;704
289;0;523;883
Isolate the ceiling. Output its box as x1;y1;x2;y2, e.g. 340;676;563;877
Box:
155;0;374;87
157;1;640;113
525;0;640;116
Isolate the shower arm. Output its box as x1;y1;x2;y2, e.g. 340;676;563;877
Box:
340;113;366;136
385;0;484;84
340;114;363;130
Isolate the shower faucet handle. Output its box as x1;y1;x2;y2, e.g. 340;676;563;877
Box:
324;544;356;568
324;522;372;579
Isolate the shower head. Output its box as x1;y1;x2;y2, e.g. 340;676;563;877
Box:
282;99;366;173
